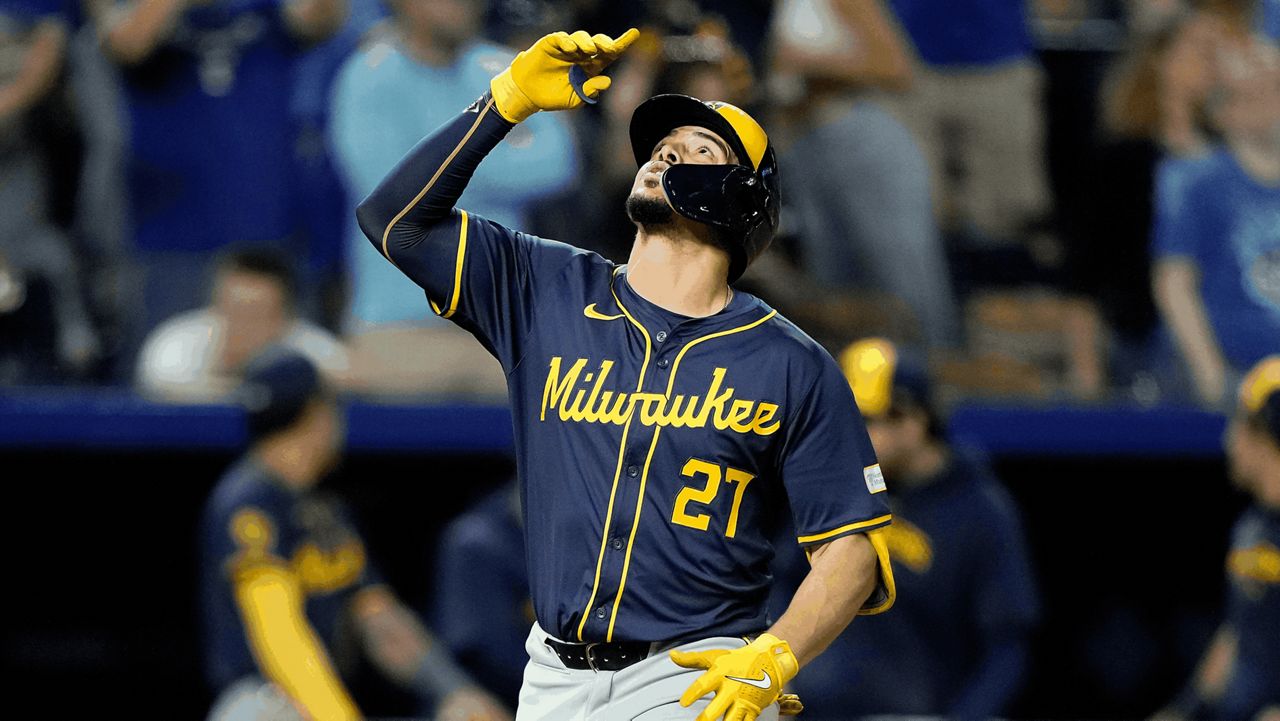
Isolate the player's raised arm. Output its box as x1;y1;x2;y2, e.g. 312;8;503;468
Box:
354;29;638;293
353;29;636;367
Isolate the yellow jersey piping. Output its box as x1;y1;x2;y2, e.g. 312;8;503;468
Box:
575;280;652;640
797;513;894;545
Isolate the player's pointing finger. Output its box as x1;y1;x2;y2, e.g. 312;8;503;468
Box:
610;27;641;53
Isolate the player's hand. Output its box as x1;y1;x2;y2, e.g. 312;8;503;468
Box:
670;633;799;721
489;28;641;123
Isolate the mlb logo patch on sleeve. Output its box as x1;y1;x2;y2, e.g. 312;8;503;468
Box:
863;464;887;494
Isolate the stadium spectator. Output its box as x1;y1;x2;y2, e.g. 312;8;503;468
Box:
768;0;959;349
97;0;347;335
1151;48;1280;407
329;0;578;396
1150;356;1280;721
882;0;1052;246
0;0;100;381
774;337;1040;721
289;0;389;325
1160;0;1280;156
200;347;509;720
136;248;348;402
432;479;529;708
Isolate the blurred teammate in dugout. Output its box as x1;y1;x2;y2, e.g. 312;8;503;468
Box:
199;346;510;721
1152;355;1280;721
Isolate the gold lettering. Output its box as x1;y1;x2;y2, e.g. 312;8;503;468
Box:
598;390;632;424
662;395;701;428
564;388;589;421
696;368;734;428
750;403;781;436
638;393;668;426
727;399;755;433
540;357;586;421
540;360;783;436
580;361;614;422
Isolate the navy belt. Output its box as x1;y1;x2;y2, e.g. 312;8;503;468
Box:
544;638;655;671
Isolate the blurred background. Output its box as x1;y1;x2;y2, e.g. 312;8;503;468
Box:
1;0;1278;718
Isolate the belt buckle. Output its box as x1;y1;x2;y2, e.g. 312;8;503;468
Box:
584;642;601;672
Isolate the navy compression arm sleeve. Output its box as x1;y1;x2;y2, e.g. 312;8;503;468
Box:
355;93;514;289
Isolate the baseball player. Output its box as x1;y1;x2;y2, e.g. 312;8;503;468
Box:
1153;356;1280;721
356;29;895;721
200;347;508;721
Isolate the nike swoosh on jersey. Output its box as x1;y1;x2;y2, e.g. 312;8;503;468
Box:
583;303;624;321
724;670;773;690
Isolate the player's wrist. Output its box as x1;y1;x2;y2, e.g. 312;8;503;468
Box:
749;633;799;686
490;68;537;124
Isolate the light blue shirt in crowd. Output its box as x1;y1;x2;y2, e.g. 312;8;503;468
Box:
1152;149;1280;370
330;36;579;328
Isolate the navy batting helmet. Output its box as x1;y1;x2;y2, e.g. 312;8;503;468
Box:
629;94;779;282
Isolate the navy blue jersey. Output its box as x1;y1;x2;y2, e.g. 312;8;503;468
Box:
1217;505;1280;721
778;452;1039;720
200;459;377;689
357;93;893;644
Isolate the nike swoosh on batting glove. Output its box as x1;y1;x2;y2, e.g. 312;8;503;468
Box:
670;633;800;721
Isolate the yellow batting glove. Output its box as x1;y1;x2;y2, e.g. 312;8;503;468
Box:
489;28;641;124
670;633;800;721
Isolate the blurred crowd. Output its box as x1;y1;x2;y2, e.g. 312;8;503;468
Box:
0;0;1275;412
2;1;1275;718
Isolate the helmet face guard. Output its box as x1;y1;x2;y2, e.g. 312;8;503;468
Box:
661;163;768;235
629;95;780;282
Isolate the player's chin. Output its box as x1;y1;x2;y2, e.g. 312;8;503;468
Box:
625;191;675;226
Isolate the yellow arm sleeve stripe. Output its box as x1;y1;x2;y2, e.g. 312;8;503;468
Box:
233;564;361;721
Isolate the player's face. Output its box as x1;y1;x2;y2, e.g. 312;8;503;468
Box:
628;125;737;205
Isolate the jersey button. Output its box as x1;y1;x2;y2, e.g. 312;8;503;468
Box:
656;331;668;343
657;358;670;369
610;537;623;550
595;606;608;619
626;465;639;478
